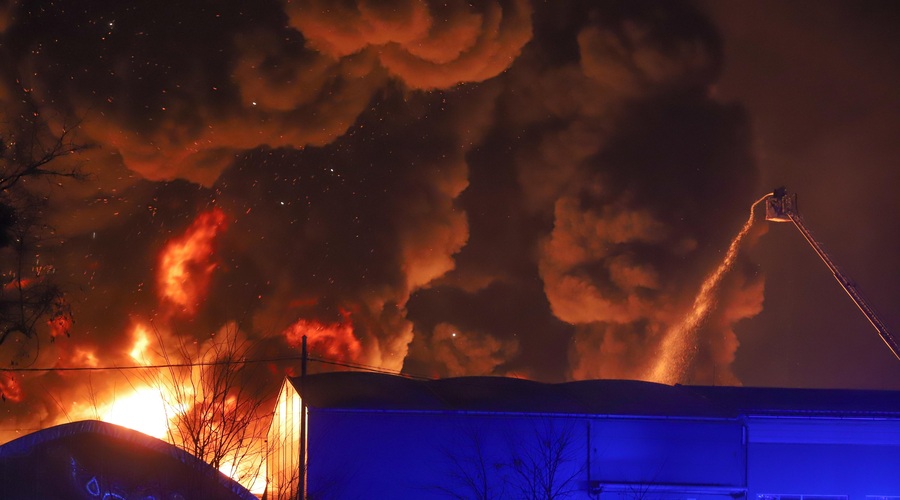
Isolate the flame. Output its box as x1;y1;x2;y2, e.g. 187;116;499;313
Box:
157;208;227;315
48;313;72;340
284;310;362;360
0;373;22;402
99;386;176;439
129;323;153;365
647;194;770;384
68;347;99;368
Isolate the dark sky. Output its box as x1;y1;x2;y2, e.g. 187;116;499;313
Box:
1;0;899;438
702;0;900;390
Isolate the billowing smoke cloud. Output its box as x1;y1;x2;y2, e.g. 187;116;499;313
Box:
413;322;519;378
283;0;533;90
0;0;763;446
9;0;529;186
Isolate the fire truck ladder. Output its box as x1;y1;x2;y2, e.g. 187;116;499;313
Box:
765;187;900;360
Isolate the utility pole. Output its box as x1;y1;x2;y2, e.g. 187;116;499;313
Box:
298;335;307;500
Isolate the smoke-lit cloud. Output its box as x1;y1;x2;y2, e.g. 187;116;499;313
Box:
0;0;772;439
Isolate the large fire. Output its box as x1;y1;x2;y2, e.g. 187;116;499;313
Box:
99;386;173;440
61;210;268;494
157;208;227;316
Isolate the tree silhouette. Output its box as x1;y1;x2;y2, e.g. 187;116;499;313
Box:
438;418;585;500
0;117;87;352
145;326;269;490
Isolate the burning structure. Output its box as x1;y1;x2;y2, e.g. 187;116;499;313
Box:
1;0;897;494
268;371;900;499
0;0;768;475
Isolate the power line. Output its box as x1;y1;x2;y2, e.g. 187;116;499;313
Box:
0;355;307;372
0;354;435;380
310;356;432;380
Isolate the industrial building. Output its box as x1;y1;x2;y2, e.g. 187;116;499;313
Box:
0;420;257;500
266;371;900;499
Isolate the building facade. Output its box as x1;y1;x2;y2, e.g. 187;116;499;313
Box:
266;372;900;499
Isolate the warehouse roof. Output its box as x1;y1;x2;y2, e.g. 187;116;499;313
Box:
288;371;900;419
0;420;257;500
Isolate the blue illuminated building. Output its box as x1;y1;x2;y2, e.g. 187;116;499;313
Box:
266;372;900;499
0;420;257;500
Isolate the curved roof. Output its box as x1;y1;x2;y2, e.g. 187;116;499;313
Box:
290;371;900;419
0;420;257;500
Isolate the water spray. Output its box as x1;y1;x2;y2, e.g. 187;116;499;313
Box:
647;193;771;385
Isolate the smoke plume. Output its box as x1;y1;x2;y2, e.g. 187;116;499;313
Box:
0;0;763;448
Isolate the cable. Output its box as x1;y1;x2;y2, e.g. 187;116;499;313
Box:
309;356;432;380
0;355;308;372
0;354;435;380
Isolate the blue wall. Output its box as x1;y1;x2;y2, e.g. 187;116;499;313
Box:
747;417;900;498
307;410;591;499
303;410;900;499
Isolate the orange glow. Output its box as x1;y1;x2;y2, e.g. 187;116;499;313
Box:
157;208;227;315
129;323;153;365
284;310;362;360
68;347;99;368
0;373;22;402
648;195;770;384
99;386;175;439
48;313;72;339
2;277;32;291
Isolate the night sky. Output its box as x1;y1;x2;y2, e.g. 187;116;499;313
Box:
1;0;899;441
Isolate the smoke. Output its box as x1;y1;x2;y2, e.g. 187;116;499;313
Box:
0;0;765;445
415;322;519;378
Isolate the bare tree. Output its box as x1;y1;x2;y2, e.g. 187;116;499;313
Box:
145;326;270;490
0;117;87;349
437;419;585;500
0;197;69;347
505;419;584;500
434;426;506;500
0;119;86;193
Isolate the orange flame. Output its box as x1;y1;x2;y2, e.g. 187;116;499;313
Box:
647;194;770;384
157;208;227;315
48;313;72;340
284;310;362;361
129;323;154;365
0;373;22;402
100;386;175;440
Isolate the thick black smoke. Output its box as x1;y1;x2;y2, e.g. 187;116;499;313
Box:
0;0;762;437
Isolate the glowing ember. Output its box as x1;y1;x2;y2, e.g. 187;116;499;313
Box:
157;208;227;315
647;194;770;384
284;310;362;360
100;386;173;439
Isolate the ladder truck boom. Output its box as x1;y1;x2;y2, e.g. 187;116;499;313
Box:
765;187;900;360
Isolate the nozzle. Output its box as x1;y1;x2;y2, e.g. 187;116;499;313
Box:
765;187;797;222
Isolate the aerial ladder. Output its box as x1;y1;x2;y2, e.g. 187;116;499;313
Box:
765;187;900;360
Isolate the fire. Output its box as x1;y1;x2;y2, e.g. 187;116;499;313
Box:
157;208;227;315
647;194;770;384
100;386;174;440
284;310;362;360
0;373;22;402
129;323;153;365
48;313;72;340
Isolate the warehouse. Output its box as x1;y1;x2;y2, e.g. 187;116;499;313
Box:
267;372;900;499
